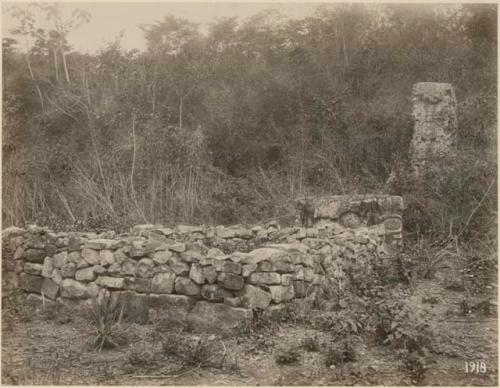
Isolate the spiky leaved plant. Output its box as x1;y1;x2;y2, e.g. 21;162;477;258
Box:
89;292;124;351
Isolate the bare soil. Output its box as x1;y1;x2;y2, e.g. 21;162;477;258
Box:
2;255;497;386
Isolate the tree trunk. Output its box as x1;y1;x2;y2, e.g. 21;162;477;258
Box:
60;44;70;84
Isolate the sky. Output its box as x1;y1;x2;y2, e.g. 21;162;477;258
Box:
2;2;323;53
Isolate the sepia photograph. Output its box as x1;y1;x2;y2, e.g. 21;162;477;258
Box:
1;1;497;385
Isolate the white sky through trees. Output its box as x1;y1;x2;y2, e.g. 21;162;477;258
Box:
2;2;320;53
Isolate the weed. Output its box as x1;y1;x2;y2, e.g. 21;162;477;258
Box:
301;335;320;352
323;338;356;367
127;343;156;368
89;292;125;351
275;346;300;364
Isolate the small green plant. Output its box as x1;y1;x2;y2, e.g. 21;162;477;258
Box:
89;293;124;351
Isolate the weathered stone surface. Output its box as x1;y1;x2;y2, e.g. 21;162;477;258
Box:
51;251;66;268
242;263;257;277
409;82;457;176
168;242;186;253
96;276;125;289
189;263;205;284
218;272;244;290
82;248;100;265
275;261;296;273
187;301;253;332
221;261;242;274
181;250;203;263
281;274;296;286
293;280;307;298
24;262;43;276
206;248;224;259
124;277;152;293
75;266;97;282
24;249;45;263
151;271;176;294
41;278;59;300
244;248;290;265
113;249;128;264
201;284;228;302
224;296;242;307
269;285;295;303
61;262;76;278
99;250;115;266
175;277;200;296
61;279;89;299
248;272;281;285
148;293;195;311
136;258;155;278
108;262;121;274
257;261;276;272
265;304;287;321
19;273;43;293
153;250;172;265
114;291;150;324
2;226;25;240
122;259;137;276
295;266;315;282
167;256;190;275
239;284;272;309
202;265;217;284
13;246;25;260
51;269;63;285
176;225;205;234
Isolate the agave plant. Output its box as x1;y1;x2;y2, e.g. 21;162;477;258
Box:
89;292;124;351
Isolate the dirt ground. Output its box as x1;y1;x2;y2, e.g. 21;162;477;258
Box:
2;254;497;386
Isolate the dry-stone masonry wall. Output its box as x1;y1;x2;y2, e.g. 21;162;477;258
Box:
296;194;403;254
3;207;401;331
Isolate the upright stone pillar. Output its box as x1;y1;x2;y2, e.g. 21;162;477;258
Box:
409;82;457;176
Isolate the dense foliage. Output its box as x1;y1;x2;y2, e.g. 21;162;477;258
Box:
2;3;497;238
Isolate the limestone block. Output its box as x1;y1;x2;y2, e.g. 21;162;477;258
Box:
136;258;155;278
248;272;281;285
221;261;242;274
239;284;272;309
75;266;97;282
202;265;217;284
153;250;173;265
25;249;45;263
269;285;295;303
257;261;276;272
175;277;200;296
24;262;43;276
201;284;229;302
19;273;43;293
242;263;257;277
96;276;125;289
151;271;176;294
82;248;100;265
41;278;59;300
189;263;205;284
61;278;89;299
61;262;76;278
122;259;137;276
167;256;190;276
99;250;115;266
217;272;244;290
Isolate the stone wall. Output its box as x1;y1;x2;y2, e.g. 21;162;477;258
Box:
2;217;397;331
296;194;403;254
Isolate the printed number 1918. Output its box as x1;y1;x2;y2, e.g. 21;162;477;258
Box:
465;361;487;374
